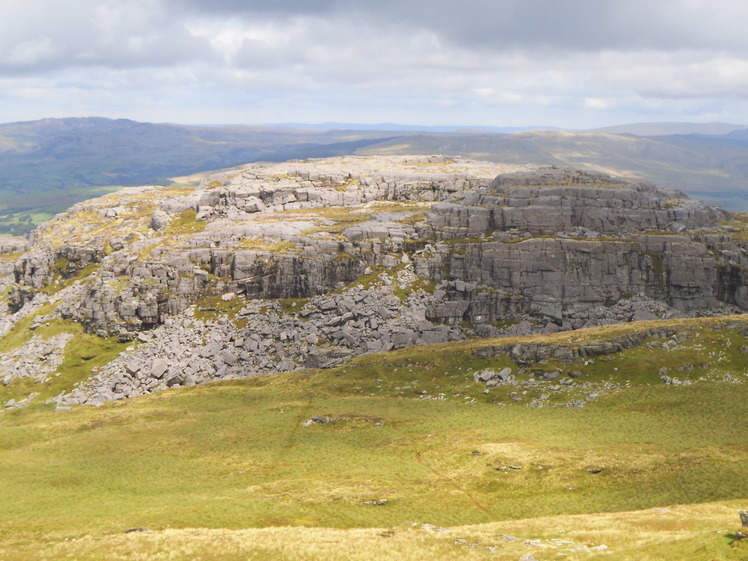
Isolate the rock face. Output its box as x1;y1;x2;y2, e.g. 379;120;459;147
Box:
416;168;746;327
55;269;465;406
1;156;747;405
423;168;724;238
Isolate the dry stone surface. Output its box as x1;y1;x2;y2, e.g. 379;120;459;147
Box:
1;333;73;385
0;156;746;407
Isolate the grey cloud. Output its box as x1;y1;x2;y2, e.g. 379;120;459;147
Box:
2;0;748;127
5;0;748;77
0;1;214;75
168;0;748;53
166;0;341;16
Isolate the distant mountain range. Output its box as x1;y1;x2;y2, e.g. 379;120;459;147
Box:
591;121;748;136
1;117;747;236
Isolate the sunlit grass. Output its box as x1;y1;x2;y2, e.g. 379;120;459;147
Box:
0;315;745;559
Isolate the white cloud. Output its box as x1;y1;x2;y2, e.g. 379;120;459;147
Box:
2;0;748;126
585;98;611;111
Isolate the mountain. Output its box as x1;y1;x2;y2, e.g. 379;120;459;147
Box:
1;156;748;559
0;117;403;236
1;155;747;559
591;121;748;136
266;121;539;133
357;129;748;210
0;117;400;192
4;156;746;405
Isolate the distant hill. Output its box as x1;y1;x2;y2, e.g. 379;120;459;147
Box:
0;117;399;193
0;117;400;235
267;122;540;133
591;121;748;136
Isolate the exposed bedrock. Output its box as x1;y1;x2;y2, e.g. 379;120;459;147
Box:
5;161;748;340
414;234;747;325
421;168;726;239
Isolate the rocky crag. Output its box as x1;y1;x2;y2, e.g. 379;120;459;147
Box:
1;156;747;406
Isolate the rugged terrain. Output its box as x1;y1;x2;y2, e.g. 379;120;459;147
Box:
1;155;747;408
0;154;747;560
3;118;748;239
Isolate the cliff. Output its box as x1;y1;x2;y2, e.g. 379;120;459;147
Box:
1;156;746;406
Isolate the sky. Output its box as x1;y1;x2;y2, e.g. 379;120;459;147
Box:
2;0;748;129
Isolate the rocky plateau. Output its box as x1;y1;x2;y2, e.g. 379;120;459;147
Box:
0;155;747;407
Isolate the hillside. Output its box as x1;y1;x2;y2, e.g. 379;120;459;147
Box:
3;118;748;238
592;122;748;136
0;316;747;560
0;155;746;559
358;129;748;210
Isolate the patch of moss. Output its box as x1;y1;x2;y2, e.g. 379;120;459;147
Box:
0;318;129;404
396;212;427;226
162;208;207;236
0;251;22;264
276;298;310;314
193;294;246;322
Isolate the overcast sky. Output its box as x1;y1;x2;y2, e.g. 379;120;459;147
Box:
2;0;748;128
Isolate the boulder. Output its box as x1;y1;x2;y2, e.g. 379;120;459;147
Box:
150;358;168;379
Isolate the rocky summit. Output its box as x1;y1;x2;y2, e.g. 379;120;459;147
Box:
1;155;746;407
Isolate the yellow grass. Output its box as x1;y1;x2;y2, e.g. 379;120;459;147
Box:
4;501;744;561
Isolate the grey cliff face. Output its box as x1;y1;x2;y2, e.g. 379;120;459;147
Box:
416;167;745;326
422;168;726;239
1;157;746;405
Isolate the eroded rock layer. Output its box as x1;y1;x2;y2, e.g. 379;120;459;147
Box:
1;156;746;405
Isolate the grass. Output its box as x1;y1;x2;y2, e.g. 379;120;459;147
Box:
193;293;247;322
41;260;102;297
0;250;22;263
0;301;59;354
0;315;745;559
162;208;207;237
1;502;745;561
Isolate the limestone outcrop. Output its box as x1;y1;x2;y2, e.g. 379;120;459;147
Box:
1;156;746;406
414;168;746;327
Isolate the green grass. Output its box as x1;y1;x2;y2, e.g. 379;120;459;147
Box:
2;374;746;531
193;293;247;323
162;208;207;236
0;317;745;559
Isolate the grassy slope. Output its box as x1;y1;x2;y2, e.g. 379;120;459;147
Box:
0;317;746;560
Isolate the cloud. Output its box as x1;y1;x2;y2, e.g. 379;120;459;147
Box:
585;98;611;111
168;0;748;53
0;0;213;74
2;0;748;126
